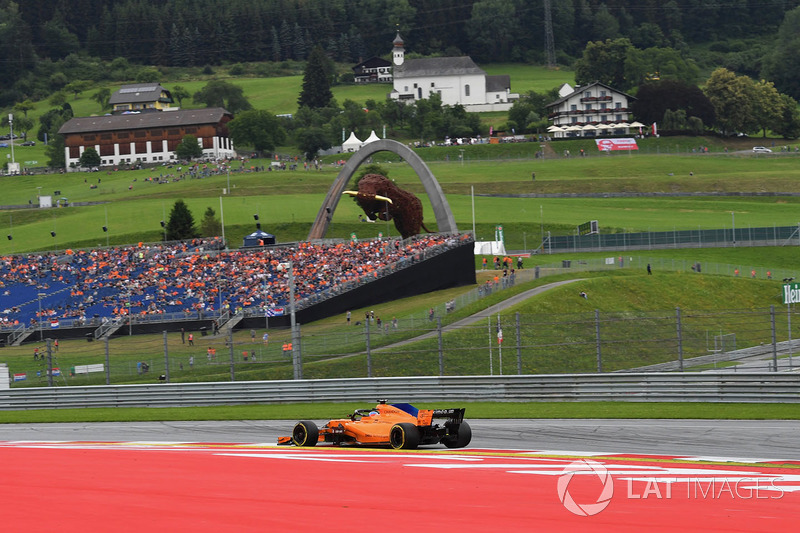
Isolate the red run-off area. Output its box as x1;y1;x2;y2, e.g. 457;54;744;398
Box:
0;442;797;532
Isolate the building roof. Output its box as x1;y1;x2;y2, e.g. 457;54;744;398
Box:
486;75;510;92
108;83;173;105
353;56;391;71
394;56;485;78
545;81;635;108
58;108;232;135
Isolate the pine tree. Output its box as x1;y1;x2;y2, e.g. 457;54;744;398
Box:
200;207;222;237
298;46;333;109
165;199;199;241
279;20;292;62
293;23;306;60
271;26;281;62
152;20;168;66
169;23;183;66
337;33;350;62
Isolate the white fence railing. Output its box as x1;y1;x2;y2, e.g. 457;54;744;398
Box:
1;373;798;410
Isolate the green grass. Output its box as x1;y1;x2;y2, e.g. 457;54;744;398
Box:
4;144;800;254
2;269;794;384
1;401;797;424
484;64;574;94
3;65;799;420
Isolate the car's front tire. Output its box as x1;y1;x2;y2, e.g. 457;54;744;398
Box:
442;421;472;449
389;423;420;450
292;420;319;446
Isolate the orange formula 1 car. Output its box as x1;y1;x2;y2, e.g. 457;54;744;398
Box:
278;400;471;450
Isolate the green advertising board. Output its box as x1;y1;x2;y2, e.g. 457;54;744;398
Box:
783;283;800;304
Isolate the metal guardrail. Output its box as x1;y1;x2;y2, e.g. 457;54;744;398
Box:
1;373;798;410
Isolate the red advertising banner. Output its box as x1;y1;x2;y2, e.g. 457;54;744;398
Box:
595;138;639;151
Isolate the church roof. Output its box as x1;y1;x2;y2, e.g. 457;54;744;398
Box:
486;75;510;92
394;56;485;78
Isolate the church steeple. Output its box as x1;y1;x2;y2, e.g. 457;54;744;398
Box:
392;30;405;66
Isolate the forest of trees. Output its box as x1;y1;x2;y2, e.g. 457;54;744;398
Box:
2;0;799;81
4;0;800;157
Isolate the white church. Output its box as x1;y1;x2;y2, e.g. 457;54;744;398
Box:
389;32;518;112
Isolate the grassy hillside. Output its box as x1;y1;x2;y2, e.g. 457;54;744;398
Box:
1;270;792;386
3;144;800;254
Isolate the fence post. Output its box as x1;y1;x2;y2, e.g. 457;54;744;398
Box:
437;317;444;376
789;305;794;371
365;319;371;377
771;305;778;372
46;338;53;387
595;309;602;373
497;314;503;375
292;322;303;380
105;336;110;385
488;316;493;375
676;307;684;372
515;312;522;375
163;330;170;383
228;329;235;381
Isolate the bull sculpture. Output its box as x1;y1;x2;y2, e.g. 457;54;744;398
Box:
343;174;431;239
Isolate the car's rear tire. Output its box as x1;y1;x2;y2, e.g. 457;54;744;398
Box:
390;423;420;450
292;420;319;446
442;421;472;449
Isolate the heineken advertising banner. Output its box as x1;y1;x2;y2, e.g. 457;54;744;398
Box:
784;283;800;304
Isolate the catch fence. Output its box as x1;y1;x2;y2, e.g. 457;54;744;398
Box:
11;304;800;388
542;224;800;253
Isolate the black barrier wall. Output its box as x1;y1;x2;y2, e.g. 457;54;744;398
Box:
242;241;477;328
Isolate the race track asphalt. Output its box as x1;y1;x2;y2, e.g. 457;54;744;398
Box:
2;418;798;460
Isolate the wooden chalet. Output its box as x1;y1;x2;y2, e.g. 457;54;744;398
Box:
58;108;235;170
353;57;392;83
109;83;174;113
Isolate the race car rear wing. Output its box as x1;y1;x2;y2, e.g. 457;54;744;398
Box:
417;408;465;426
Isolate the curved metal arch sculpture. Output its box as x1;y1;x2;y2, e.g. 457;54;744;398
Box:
308;139;458;240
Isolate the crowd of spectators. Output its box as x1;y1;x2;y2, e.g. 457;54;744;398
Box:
0;233;467;331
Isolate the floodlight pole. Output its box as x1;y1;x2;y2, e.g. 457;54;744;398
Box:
471;186;475;237
289;261;302;380
37;292;45;340
219;196;226;247
8;114;15;167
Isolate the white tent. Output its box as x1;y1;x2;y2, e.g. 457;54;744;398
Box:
363;130;381;144
342;132;363;152
474;241;507;256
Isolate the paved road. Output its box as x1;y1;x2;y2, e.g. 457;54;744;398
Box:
376;278;582;350
2;419;799;460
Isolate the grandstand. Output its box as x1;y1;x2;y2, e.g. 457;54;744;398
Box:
1;234;476;344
